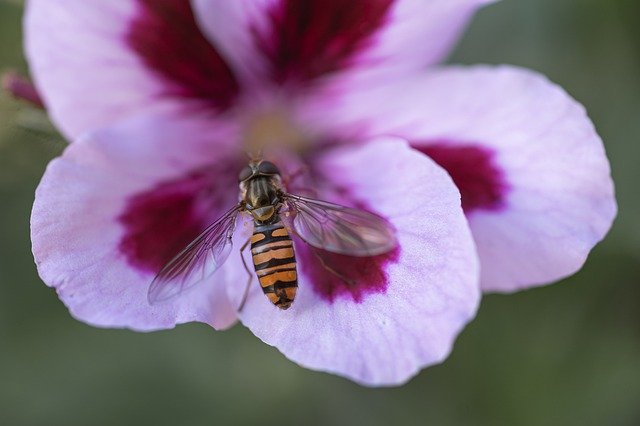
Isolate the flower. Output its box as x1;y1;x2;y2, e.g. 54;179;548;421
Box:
25;0;616;386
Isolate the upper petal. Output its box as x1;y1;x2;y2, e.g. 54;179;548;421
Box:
192;0;496;88
335;65;617;292
25;0;239;139
31;108;244;330
228;137;480;386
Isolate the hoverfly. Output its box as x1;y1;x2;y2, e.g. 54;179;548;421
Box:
148;160;397;310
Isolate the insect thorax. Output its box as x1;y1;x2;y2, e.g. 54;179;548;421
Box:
241;176;282;223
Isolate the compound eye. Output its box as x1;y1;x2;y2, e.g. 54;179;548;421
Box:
238;165;253;182
258;161;280;175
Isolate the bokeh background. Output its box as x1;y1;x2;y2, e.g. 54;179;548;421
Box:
1;0;639;425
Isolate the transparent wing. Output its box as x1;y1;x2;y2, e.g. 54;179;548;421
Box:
147;204;241;305
283;193;396;256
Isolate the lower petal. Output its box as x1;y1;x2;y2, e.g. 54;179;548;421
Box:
32;109;243;330
228;137;479;386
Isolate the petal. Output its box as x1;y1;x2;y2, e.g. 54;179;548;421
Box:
227;137;479;386
192;0;496;88
31;108;245;330
337;65;617;292
25;0;239;139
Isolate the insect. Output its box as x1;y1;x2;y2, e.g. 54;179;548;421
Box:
147;160;397;310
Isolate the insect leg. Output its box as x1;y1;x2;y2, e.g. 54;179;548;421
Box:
312;249;355;286
237;237;253;312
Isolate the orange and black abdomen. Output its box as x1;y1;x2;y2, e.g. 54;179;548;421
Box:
250;219;297;309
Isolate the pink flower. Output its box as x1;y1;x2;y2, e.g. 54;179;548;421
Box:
25;0;616;386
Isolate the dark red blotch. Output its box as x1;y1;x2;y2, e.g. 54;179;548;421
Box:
293;180;400;304
416;142;510;213
126;0;240;110
255;0;394;84
118;168;237;274
297;243;400;304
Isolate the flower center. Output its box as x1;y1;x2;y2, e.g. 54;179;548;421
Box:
242;108;310;158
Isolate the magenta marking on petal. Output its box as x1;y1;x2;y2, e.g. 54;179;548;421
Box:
416;142;510;213
126;0;240;110
254;0;394;84
293;182;400;304
117;166;238;274
297;244;400;304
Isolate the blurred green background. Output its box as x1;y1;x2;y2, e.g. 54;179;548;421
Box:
1;0;639;425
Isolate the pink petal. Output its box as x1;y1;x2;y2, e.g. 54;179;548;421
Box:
228;137;479;386
335;65;617;292
25;0;239;140
31;108;244;330
192;0;495;88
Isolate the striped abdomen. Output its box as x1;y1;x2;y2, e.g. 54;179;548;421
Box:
250;219;297;309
